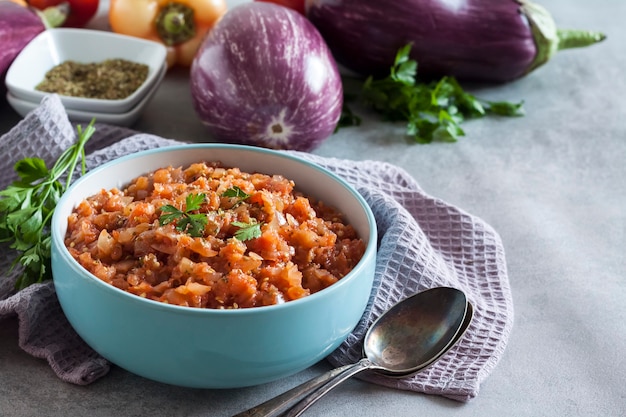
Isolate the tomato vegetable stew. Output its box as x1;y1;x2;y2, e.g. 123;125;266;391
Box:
64;162;366;309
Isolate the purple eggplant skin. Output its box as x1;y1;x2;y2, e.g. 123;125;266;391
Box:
190;2;343;152
305;0;606;83
0;2;46;79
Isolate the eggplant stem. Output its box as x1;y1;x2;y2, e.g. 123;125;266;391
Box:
521;0;606;77
557;29;606;50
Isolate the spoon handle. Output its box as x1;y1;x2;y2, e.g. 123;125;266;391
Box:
231;364;354;417
283;358;373;417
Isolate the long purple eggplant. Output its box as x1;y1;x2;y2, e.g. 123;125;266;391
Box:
305;0;606;83
0;2;47;78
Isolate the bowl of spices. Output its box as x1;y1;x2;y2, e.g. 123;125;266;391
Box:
5;28;167;115
5;63;166;126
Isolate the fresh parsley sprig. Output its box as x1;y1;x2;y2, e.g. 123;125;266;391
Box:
344;44;524;143
0;120;96;290
159;193;208;237
158;188;263;241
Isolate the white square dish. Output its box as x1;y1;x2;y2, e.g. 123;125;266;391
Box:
5;28;167;114
6;63;167;127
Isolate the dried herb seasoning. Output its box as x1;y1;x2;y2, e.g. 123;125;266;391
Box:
35;59;150;100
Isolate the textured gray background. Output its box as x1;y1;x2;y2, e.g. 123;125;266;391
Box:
1;0;624;416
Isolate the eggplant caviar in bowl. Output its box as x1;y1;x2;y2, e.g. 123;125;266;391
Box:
51;144;377;388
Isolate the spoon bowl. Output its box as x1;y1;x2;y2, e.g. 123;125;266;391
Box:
364;286;469;375
233;286;472;417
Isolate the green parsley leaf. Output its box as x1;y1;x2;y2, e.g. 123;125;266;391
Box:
391;44;417;85
14;158;49;185
159;193;208;237
222;186;249;200
0;120;96;290
231;220;262;241
158;205;184;225
222;186;252;208
184;192;206;211
483;100;525;116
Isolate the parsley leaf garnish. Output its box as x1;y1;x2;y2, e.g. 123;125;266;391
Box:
221;186;249;199
231;220;262;241
342;44;524;143
221;186;251;207
0;120;96;290
159;193;208;237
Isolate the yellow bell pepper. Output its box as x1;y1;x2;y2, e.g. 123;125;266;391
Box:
109;0;227;67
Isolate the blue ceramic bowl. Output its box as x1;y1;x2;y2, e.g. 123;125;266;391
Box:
51;144;377;388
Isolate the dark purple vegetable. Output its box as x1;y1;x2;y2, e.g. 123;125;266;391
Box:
305;0;606;83
190;2;343;152
0;2;46;79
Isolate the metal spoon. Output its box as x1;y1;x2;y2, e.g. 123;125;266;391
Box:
233;286;472;417
285;300;474;417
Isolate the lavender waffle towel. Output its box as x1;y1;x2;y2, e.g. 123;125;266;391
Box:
0;95;513;401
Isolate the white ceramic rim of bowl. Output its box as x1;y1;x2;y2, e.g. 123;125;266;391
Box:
5;28;167;113
6;63;166;127
51;144;378;314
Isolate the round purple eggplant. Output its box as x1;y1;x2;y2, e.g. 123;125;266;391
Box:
190;2;343;152
0;2;46;79
305;0;606;83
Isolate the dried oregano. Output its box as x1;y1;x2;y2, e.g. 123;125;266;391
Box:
35;59;149;100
